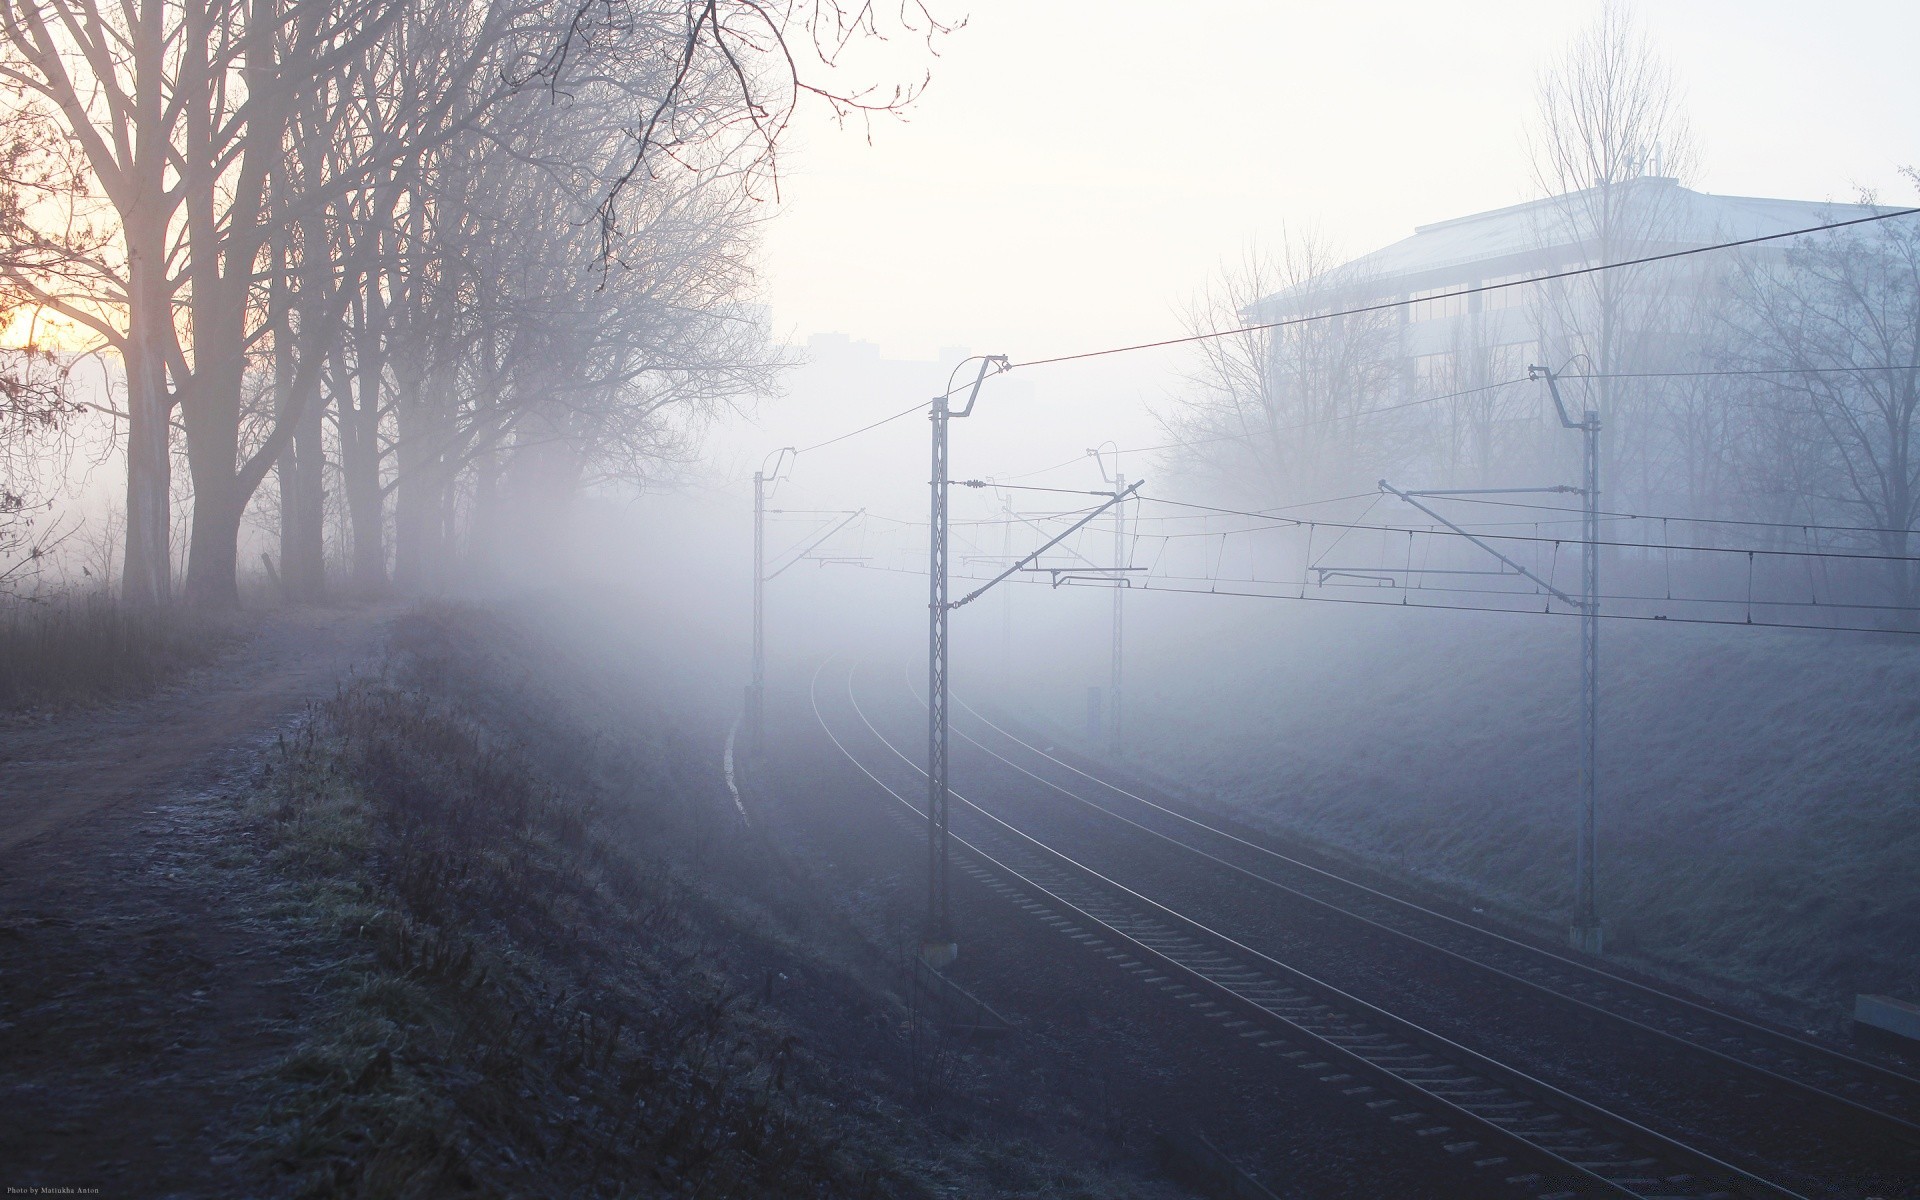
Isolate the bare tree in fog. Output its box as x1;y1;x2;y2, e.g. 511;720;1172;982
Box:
0;123;81;592
1528;0;1696;510
1163;237;1398;508
0;0;440;605
1723;182;1920;615
1431;313;1543;488
0;0;947;605
378;78;784;584
543;0;954;259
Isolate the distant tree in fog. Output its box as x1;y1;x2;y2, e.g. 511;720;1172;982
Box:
1161;236;1399;509
1527;0;1699;511
379;84;786;587
0;0;949;605
0;119;81;593
1722;182;1920;616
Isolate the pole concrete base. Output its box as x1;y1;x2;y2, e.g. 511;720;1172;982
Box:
1569;922;1604;955
918;940;959;971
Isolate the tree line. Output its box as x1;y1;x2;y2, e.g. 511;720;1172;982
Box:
1167;5;1920;616
0;0;946;605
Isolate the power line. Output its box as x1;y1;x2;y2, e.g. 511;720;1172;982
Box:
792;399;927;455
1386;493;1920;540
819;558;1920;638
786;215;1920;484
830;507;1920;571
1002;207;1920;374
1124;493;1920;564
999;378;1532;482
875;481;1920;561
1568;366;1919;382
1143;567;1920;617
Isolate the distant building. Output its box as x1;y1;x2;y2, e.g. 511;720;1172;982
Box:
1254;176;1879;399
1232;177;1886;503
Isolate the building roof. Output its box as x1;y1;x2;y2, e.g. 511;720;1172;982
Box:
1255;179;1887;315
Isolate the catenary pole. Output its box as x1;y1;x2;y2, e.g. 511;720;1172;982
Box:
748;448;794;756
1002;490;1014;693
1532;365;1603;954
1111;472;1125;759
923;356;1008;966
749;470;765;752
926;390;952;962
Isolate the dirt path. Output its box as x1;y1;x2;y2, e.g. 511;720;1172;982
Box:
0;605;392;1197
0;604;392;853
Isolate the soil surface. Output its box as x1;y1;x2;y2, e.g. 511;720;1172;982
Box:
0;605;394;1197
0;605;393;852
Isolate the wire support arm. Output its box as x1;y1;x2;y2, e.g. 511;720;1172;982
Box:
764;509;865;581
1402;486;1585;497
1530;364;1599;433
951;481;1143;609
1380;480;1580;609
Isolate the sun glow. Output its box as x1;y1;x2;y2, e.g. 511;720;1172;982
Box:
0;303;116;356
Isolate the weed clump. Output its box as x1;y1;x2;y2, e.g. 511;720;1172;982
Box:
253;635;910;1198
0;591;234;709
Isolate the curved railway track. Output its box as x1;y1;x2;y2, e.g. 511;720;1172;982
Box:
806;658;1826;1200
921;675;1920;1150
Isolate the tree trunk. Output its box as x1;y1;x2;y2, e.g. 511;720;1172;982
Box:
120;209;172;606
338;330;387;593
120;332;172;606
276;348;328;601
183;482;243;608
179;311;247;607
391;363;445;593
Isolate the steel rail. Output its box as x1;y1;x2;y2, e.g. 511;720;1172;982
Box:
812;660;1809;1200
923;679;1920;1149
943;687;1920;1134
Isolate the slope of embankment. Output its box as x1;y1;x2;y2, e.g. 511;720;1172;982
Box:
1074;603;1920;1023
2;600;1184;1198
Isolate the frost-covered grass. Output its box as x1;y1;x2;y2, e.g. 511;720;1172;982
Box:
1060;603;1920;1020
251;603;1183;1199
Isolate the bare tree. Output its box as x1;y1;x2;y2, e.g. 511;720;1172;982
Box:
1528;0;1697;509
1723;186;1920;616
0;116;82;593
0;0;412;604
1161;236;1399;509
2;0;951;606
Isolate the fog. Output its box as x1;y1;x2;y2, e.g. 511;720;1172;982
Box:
9;4;1920;1193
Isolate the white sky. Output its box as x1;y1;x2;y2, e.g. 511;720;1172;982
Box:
759;0;1920;363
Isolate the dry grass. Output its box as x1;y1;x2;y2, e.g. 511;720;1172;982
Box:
246;603;1176;1200
1069;605;1920;1021
254;682;897;1198
0;591;236;710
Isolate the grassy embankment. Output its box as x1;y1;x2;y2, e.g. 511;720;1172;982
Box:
246;604;1174;1199
1072;605;1920;1022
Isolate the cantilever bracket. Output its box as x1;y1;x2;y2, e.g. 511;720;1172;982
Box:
951;480;1143;609
1529;364;1600;432
1379;479;1581;609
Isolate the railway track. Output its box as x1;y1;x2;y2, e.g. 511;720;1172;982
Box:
806;658;1817;1200
922;677;1920;1152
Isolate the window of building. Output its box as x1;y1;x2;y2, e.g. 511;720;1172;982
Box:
1480;273;1536;312
1408;287;1471;323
